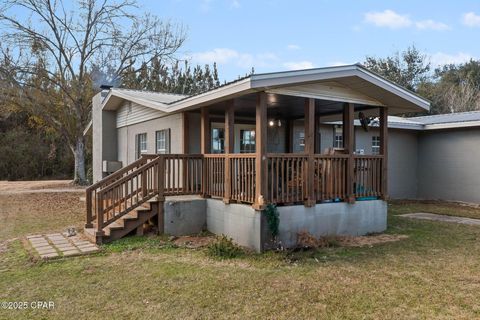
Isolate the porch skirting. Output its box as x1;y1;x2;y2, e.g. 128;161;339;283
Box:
163;197;387;252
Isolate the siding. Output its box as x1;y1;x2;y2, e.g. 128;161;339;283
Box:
116;102;166;128
117;113;183;165
417;128;480;203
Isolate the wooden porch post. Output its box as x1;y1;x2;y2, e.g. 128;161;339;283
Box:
380;107;389;200
344;103;355;203
304;98;315;206
182;112;189;154
224;100;234;203
201;107;210;197
200;107;210;154
253;92;267;210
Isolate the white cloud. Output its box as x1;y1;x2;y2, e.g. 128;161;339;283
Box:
287;44;301;50
364;10;412;29
364;10;449;31
430;52;474;66
283;61;315;70
190;48;278;69
416;19;450;30
462;12;480;27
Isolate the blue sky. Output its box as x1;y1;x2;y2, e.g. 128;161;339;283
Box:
138;0;480;81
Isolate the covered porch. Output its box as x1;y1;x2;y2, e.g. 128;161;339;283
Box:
184;90;388;209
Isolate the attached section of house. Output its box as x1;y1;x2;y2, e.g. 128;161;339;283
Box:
86;64;447;251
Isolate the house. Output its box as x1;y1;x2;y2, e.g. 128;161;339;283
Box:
86;64;437;251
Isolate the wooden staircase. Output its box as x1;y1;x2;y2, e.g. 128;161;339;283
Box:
84;154;203;245
84;197;162;244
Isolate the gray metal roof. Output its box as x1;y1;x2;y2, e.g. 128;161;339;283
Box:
101;64;431;114
409;111;480;125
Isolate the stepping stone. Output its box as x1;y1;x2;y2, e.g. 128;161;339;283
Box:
62;249;80;256
78;246;98;253
56;246;76;252
41;252;59;259
36;247;57;255
33;244;52;250
30;238;48;243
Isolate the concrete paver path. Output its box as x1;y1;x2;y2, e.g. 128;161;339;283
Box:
399;212;480;226
27;233;99;259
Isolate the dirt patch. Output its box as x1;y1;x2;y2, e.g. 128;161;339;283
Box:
296;231;408;249
0;192;85;241
0;180;84;194
337;234;409;247
172;235;215;249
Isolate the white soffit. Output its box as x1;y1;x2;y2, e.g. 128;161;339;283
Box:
265;81;384;106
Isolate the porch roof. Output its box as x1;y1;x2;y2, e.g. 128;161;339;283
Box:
101;64;430;114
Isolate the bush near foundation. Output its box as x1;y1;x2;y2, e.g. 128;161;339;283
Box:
207;235;244;259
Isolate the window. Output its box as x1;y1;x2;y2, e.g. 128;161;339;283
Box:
240;129;256;153
372;136;380;155
212;128;225;154
333;125;343;148
156;129;170;154
136;133;147;159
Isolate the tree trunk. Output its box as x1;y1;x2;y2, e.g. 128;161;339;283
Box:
73;135;87;185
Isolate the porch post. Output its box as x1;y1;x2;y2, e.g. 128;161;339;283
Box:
200;107;210;154
201;107;210;197
253;92;267;210
304;98;315;206
380;107;389;200
344;103;355;203
224;100;234;203
182;112;189;154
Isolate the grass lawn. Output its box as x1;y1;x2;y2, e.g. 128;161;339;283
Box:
1;194;480;319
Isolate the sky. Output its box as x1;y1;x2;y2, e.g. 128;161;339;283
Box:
136;0;480;81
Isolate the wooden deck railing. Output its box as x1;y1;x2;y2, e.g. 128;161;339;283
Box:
314;155;349;201
94;157;163;233
85;154;158;228
266;154;308;204
163;154;203;196
229;154;256;203
86;153;385;232
354;155;383;198
204;154;226;199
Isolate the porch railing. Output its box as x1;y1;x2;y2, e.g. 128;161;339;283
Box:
86;153;385;233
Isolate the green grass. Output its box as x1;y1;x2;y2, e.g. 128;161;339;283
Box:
1;194;480;319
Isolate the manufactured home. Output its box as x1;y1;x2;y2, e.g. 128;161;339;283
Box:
85;64;480;251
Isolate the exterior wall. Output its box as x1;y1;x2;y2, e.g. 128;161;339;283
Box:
164;196;206;235
388;129;418;199
116;101;166;128
275;200;387;248
187;112;201;154
117;112;183;165
206;199;262;251
417;128;480;203
92;92;118;182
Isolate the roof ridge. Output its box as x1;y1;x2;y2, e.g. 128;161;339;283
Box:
114;87;189;97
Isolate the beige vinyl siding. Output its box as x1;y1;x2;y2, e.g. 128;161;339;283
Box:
116;102;166;128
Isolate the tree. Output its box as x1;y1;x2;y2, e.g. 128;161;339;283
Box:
364;45;431;92
0;0;186;184
418;60;480;114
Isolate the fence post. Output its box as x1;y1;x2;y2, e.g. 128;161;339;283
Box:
95;192;104;244
157;156;165;235
85;188;93;228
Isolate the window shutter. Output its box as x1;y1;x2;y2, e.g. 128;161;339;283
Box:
166;129;171;154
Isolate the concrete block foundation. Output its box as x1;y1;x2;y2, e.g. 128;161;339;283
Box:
161;196;387;252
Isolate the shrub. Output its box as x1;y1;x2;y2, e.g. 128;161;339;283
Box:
207;235;243;259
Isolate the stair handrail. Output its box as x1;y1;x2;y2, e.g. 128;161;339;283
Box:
94;156;164;235
85;154;159;228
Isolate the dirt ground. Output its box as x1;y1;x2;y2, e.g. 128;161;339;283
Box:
0;180;84;194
